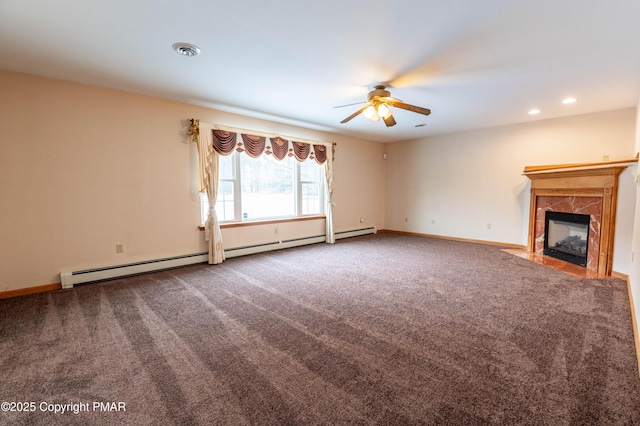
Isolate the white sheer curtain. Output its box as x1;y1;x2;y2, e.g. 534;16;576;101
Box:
193;120;225;264
324;145;335;244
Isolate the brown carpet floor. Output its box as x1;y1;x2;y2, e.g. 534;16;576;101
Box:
1;233;639;425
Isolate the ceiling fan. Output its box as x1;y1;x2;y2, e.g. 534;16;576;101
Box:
337;85;431;127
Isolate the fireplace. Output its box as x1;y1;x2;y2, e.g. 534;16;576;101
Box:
523;160;634;276
544;211;590;267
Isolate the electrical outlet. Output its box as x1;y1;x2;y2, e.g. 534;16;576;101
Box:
486;223;492;230
602;154;609;161
274;227;279;234
116;243;125;254
359;216;364;223
431;219;435;224
404;217;408;223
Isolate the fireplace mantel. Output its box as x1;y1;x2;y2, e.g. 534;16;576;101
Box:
524;157;637;276
523;157;637;176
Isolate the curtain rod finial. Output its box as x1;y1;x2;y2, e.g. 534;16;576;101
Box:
188;119;199;142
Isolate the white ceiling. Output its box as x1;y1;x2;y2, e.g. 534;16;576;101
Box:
1;0;639;143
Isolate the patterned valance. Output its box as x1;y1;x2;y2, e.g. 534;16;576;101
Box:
212;129;328;164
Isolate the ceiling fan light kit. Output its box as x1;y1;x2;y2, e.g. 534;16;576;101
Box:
338;85;431;128
363;105;380;121
377;103;392;119
363;103;392;121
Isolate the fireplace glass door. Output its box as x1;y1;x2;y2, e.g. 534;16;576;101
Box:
543;211;590;267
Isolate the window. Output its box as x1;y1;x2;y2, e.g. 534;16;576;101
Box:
300;159;323;215
201;152;324;224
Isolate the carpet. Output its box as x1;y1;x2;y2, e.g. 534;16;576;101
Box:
1;233;639;425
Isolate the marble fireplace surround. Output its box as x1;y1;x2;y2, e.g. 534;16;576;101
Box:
524;159;636;276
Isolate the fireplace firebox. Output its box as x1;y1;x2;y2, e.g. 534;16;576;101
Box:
543;211;590;267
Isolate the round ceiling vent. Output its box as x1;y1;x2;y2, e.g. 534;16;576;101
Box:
172;43;201;57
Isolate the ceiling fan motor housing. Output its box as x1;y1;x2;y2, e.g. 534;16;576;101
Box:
368;85;391;100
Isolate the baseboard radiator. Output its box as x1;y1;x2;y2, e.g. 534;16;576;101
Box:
224;226;376;258
334;227;377;240
60;253;209;289
60;226;376;289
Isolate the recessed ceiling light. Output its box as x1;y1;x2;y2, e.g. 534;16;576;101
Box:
528;109;541;115
562;97;577;104
172;42;201;57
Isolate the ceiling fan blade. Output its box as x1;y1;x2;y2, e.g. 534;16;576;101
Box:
383;113;396;127
334;101;367;109
340;105;369;124
388;100;431;116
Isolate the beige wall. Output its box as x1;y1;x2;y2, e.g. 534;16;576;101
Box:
384;109;638;274
631;97;640;333
1;68;636;294
0;70;385;292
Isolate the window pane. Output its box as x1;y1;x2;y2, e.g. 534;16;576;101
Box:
302;182;321;215
218;154;234;179
300;160;321;182
215;181;235;221
240;155;294;219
